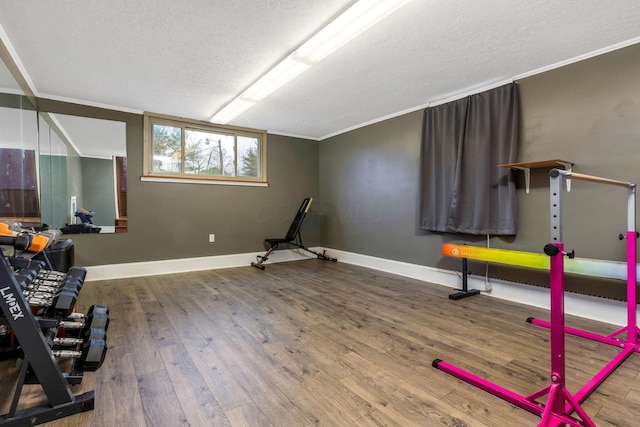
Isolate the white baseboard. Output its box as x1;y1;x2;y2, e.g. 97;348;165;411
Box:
84;248;319;281
86;246;634;327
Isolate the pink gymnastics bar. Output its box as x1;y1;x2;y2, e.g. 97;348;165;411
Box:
434;242;595;426
529;174;639;407
529;229;640;353
433;170;636;425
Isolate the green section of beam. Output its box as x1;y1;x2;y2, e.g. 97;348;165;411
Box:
442;243;630;281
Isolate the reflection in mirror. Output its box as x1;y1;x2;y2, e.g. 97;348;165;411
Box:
38;114;127;233
0;52;127;235
0;58;39;227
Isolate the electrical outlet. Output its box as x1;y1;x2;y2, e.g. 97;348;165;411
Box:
208;234;215;243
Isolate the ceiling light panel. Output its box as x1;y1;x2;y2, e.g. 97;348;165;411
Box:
211;0;412;124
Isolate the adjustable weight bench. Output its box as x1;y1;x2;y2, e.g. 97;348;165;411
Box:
251;197;337;270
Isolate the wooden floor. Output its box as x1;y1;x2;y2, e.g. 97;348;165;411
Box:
2;259;640;426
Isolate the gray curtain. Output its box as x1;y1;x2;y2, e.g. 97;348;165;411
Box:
419;83;519;235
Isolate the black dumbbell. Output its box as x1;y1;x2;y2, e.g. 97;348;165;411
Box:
26;296;50;307
52;337;84;346
54;268;85;292
14;270;42;291
85;306;109;331
31;268;85;302
37;270;66;282
58;307;109;333
83;327;107;342
87;304;109;316
47;292;78;318
66;266;87;283
65;304;109;321
25;291;55;303
36;267;83;284
53;328;107;346
14;268;40;287
47;281;84;318
61;276;83;291
76;339;107;371
51;339;107;372
24;278;62;300
27;282;58;294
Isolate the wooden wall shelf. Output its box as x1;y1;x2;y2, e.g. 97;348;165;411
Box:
498;159;573;193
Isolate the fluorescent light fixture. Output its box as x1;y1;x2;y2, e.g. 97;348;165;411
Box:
212;98;255;124
295;0;412;64
242;55;311;101
211;0;412;124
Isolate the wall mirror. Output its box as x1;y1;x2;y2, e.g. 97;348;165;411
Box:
0;58;39;228
38;113;127;233
0;54;127;233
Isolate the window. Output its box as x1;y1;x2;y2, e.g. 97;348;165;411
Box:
143;113;266;184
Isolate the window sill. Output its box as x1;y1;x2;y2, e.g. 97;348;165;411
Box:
140;175;268;187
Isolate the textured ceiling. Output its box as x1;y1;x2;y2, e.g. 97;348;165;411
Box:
1;1;640;140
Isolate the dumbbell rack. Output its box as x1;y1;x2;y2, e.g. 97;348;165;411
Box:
0;252;95;426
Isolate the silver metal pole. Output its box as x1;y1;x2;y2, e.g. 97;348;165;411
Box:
549;169;563;243
628;185;636;232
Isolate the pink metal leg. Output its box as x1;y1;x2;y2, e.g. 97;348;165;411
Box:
546;243;567;417
529;317;626;347
529;230;640;351
433;242;596;426
625;230;640;345
568;346;633;410
539;242;594;426
432;359;543;416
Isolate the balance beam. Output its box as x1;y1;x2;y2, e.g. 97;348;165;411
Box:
442;243;634;281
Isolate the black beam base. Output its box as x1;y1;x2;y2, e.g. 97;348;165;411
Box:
449;257;480;300
0;391;95;426
448;289;481;300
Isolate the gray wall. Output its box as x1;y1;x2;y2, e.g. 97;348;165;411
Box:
35;42;640;300
37;99;321;266
318;111;446;264
80;157;116;226
319;43;640;300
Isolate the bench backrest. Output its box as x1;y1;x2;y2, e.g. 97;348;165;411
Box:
284;198;312;242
